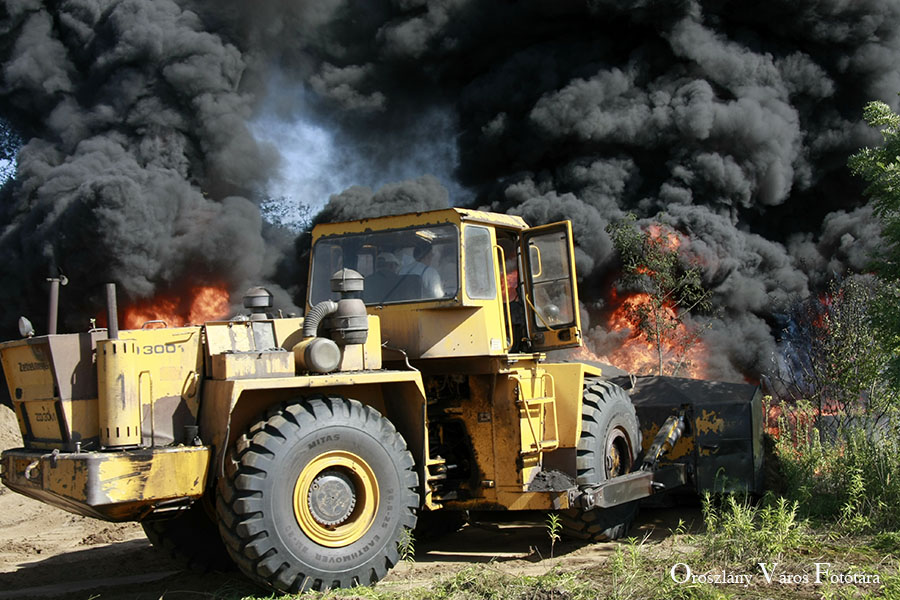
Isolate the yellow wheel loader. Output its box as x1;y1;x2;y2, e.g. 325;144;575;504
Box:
0;208;762;593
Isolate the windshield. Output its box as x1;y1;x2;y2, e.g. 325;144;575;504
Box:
310;224;460;305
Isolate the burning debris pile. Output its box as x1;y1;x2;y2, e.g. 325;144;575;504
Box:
1;1;899;380
592;291;712;380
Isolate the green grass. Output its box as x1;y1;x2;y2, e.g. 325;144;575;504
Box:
699;492;808;564
772;402;900;532
221;487;899;600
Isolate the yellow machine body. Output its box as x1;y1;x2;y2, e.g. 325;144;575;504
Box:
0;326;203;451
0;326;206;518
309;208;583;359
0;207;760;533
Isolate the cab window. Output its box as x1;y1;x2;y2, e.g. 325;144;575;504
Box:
464;225;496;300
310;224;460;305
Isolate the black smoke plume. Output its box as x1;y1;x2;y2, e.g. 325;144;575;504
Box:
2;0;898;380
0;0;291;327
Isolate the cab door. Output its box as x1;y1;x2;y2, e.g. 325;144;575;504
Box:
520;221;582;351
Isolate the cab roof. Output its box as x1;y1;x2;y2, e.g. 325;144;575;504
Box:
311;208;529;240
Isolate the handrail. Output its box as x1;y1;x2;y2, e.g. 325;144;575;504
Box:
516;377;541;455
494;244;515;352
523;293;558;331
529;243;543;278
539;372;559;449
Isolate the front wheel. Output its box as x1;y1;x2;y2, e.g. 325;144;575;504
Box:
217;396;419;593
559;378;641;541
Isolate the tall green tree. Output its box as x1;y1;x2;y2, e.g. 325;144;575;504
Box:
607;215;712;376
848;100;900;386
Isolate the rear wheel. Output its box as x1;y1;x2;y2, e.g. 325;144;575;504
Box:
141;500;233;571
559;379;641;541
217;396;419;593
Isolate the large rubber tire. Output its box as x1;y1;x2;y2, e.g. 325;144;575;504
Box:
559;378;641;541
141;500;233;571
216;396;419;593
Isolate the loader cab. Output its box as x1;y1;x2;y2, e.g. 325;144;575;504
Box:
308;208;582;361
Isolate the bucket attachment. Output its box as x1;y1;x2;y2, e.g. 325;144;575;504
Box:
613;375;764;495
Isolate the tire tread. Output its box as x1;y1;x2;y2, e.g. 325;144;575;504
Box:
217;394;418;593
560;378;640;542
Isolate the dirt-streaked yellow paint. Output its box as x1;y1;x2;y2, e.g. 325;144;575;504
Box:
641;422;695;460
696;409;725;434
1;446;209;521
97;447;208;503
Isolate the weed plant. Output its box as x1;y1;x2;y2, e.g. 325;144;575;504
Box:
699;492;807;565
398;527;415;562
546;513;562;558
873;532;900;556
774;402;900;531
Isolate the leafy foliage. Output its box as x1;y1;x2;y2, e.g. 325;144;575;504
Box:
773;401;900;531
771;276;898;429
848;100;900;386
607;215;712;376
260;195;313;231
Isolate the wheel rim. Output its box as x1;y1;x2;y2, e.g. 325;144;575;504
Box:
293;450;379;547
605;428;632;478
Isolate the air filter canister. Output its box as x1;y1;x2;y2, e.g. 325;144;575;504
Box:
97;339;141;447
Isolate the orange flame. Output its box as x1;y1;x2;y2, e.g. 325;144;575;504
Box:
646;223;681;251
602;292;709;379
567;344;609;364
122;285;230;329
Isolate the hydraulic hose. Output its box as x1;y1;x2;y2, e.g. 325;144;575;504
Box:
303;300;339;338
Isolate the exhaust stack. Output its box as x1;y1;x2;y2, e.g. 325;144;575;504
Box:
46;275;68;335
106;283;119;339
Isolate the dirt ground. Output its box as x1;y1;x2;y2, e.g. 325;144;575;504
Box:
0;403;701;600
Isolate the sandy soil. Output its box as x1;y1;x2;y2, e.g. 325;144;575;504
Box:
0;403;700;600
